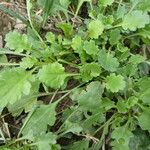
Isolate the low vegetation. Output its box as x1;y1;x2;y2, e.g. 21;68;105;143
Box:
0;0;150;149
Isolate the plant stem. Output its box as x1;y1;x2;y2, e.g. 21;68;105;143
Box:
93;113;117;136
123;33;139;39
17;106;37;137
92;114;117;150
26;0;46;47
0;49;30;57
58;59;79;68
0;63;20;66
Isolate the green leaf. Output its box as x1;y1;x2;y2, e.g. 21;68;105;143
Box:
82;112;105;131
0;55;8;63
129;129;150;150
38;62;67;89
80;63;101;82
37;0;60;15
101;98;115;111
50;43;63;54
72;81;104;112
5;31;31;52
60;0;71;9
68;140;89;150
112;126;133;150
109;29;121;45
38;0;69;16
98;50;119;72
72;36;83;53
116;100;128;113
62;109;83;135
116;5;128;19
137;0;150;12
99;0;114;6
118;64;138;77
138;24;150;39
122;10;150;31
20;57;38;69
22;103;57;136
126;96;138;109
128;54;146;65
35;132;57;150
42;0;55;26
64;120;83;134
57;22;73;37
139;62;150;76
71;36;87;63
83;40;99;55
62;107;83;124
45;32;56;43
138;107;150;131
8;80;39;116
105;74;126;93
138;77;150;104
0;68;32;109
88;19;104;39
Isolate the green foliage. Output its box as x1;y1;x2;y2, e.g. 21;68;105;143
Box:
71;36;83;52
88;19;104;39
20;57;38;69
122;10;150;31
129;129;150;150
68;140;89;150
0;68;32;108
98;50;119;72
35;132;58;150
57;22;73;37
136;0;150;12
42;0;55;26
45;32;56;43
138;77;150;104
38;62;67;89
80;63;101;82
99;0;115;6
8;80;39;116
111;126;133;150
1;0;150;149
109;29;121;45
83;40;99;55
105;74;126;93
138;107;150;131
5;31;31;52
22;102;57;136
72;81;104;112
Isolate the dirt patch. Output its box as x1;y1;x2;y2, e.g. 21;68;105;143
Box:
0;0;26;47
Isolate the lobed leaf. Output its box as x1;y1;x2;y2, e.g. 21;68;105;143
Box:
5;31;32;52
72;81;104;112
122;10;150;31
105;74;126;93
138;107;150;131
0;68;32;109
98;50;119;72
83;40;99;55
22;102;57;136
88;19;104;39
99;0;115;6
80;63;101;82
38;62;67;89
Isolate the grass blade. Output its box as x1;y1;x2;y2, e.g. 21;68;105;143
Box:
42;0;54;26
0;4;29;26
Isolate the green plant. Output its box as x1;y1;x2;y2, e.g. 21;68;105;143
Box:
0;0;150;150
